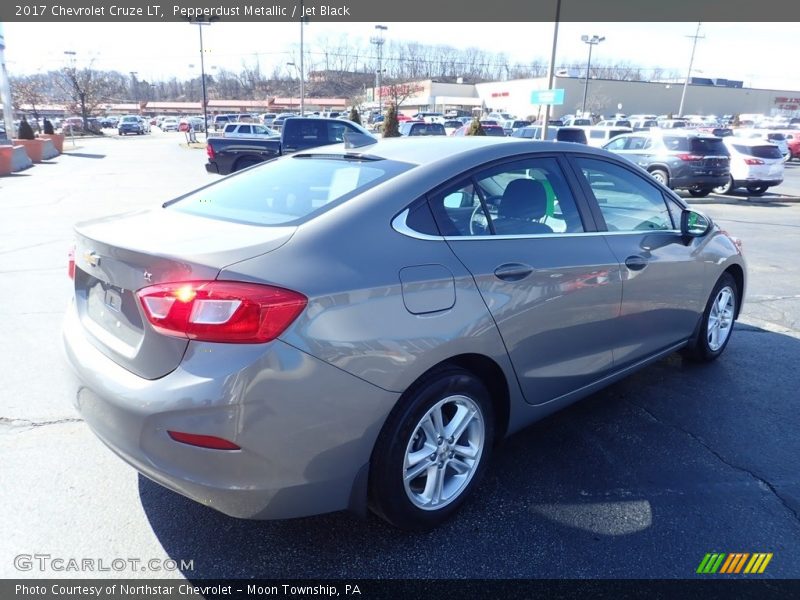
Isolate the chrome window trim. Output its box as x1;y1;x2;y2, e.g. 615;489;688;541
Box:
392;208;681;242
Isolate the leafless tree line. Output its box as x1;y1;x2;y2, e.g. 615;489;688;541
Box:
9;38;679;123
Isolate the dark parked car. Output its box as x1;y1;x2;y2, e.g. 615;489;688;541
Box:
603;131;730;197
65;137;745;530
206;117;374;175
555;127;588;144
117;115;146;135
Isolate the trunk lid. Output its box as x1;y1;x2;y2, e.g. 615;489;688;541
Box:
72;208;295;379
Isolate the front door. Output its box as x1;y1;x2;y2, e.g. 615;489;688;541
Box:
428;155;623;405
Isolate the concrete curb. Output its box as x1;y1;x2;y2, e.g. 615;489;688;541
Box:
687;194;800;205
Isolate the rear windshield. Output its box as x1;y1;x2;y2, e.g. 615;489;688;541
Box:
766;133;786;141
732;144;783;159
409;124;445;135
484;127;506;137
664;136;728;154
169;156;411;225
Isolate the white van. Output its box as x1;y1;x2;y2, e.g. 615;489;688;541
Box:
582;126;633;147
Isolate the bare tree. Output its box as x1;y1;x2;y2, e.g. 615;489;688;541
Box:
10;78;47;131
58;63;124;129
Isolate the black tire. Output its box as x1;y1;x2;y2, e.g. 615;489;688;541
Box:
746;184;768;196
369;367;494;530
649;168;669;187
713;175;734;195
682;272;738;362
688;186;712;198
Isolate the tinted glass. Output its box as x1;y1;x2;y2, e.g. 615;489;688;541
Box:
170;157;411;225
733;144;783;159
690;137;728;154
429;157;584;236
576;158;674;232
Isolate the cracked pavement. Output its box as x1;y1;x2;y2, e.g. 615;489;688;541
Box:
1;135;799;579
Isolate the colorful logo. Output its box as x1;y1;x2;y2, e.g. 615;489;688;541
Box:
697;553;773;574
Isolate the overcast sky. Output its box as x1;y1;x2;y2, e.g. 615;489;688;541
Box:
3;22;799;91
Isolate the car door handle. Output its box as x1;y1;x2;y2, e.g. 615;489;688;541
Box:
494;263;534;281
624;255;649;271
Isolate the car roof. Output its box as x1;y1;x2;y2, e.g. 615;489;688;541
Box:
301;136;613;167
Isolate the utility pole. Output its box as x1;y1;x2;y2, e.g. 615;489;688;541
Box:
299;0;305;116
542;0;561;141
678;22;704;117
371;25;387;115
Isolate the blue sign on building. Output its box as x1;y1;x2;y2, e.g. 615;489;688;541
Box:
530;89;565;105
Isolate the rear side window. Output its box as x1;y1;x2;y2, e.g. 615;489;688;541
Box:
733;144;783;159
575;158;674;232
428;157;584;236
169;157;411;225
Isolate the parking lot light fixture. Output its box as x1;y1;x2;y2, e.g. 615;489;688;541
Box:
580;34;605;116
189;17;218;140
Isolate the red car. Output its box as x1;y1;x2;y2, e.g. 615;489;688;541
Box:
782;130;800;161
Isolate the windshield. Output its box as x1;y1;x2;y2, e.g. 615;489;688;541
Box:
168;156;412;225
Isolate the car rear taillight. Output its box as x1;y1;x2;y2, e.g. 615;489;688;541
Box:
744;158;765;165
68;245;76;280
167;431;241;450
206;143;215;159
137;281;307;343
675;153;704;161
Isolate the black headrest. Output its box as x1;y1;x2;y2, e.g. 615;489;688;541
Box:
499;179;548;220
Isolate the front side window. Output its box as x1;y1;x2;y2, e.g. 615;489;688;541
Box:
575;157;674;232
429;157;584;237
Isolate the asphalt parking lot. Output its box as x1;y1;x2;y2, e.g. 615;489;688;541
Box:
0;132;798;580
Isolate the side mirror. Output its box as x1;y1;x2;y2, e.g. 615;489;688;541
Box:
681;209;712;238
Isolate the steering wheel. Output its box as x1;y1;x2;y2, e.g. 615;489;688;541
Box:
469;204;489;235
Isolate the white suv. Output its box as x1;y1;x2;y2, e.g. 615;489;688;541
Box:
714;137;784;196
222;123;279;139
733;129;791;162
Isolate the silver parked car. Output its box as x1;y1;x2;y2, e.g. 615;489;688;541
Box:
63;137;746;530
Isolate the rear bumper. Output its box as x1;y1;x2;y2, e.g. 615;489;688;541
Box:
733;178;782;187
62;302;398;520
204;161;220;174
670;174;729;190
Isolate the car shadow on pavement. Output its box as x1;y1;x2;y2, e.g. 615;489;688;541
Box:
140;326;800;579
61;152;107;159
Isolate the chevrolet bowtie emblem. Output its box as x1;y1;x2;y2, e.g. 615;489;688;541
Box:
84;251;101;267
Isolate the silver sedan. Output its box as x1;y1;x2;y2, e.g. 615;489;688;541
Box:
63;137;746;530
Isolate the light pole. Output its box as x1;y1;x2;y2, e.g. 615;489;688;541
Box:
189;18;217;139
287;62;300;112
678;22;704;118
371;25;388;115
580;34;605;117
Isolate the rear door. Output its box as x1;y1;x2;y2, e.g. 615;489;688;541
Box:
569;155;706;368
429;155;623;405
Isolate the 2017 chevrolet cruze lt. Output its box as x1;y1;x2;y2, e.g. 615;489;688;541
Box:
63;136;745;530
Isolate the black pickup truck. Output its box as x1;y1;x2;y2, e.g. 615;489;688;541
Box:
205;117;375;175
